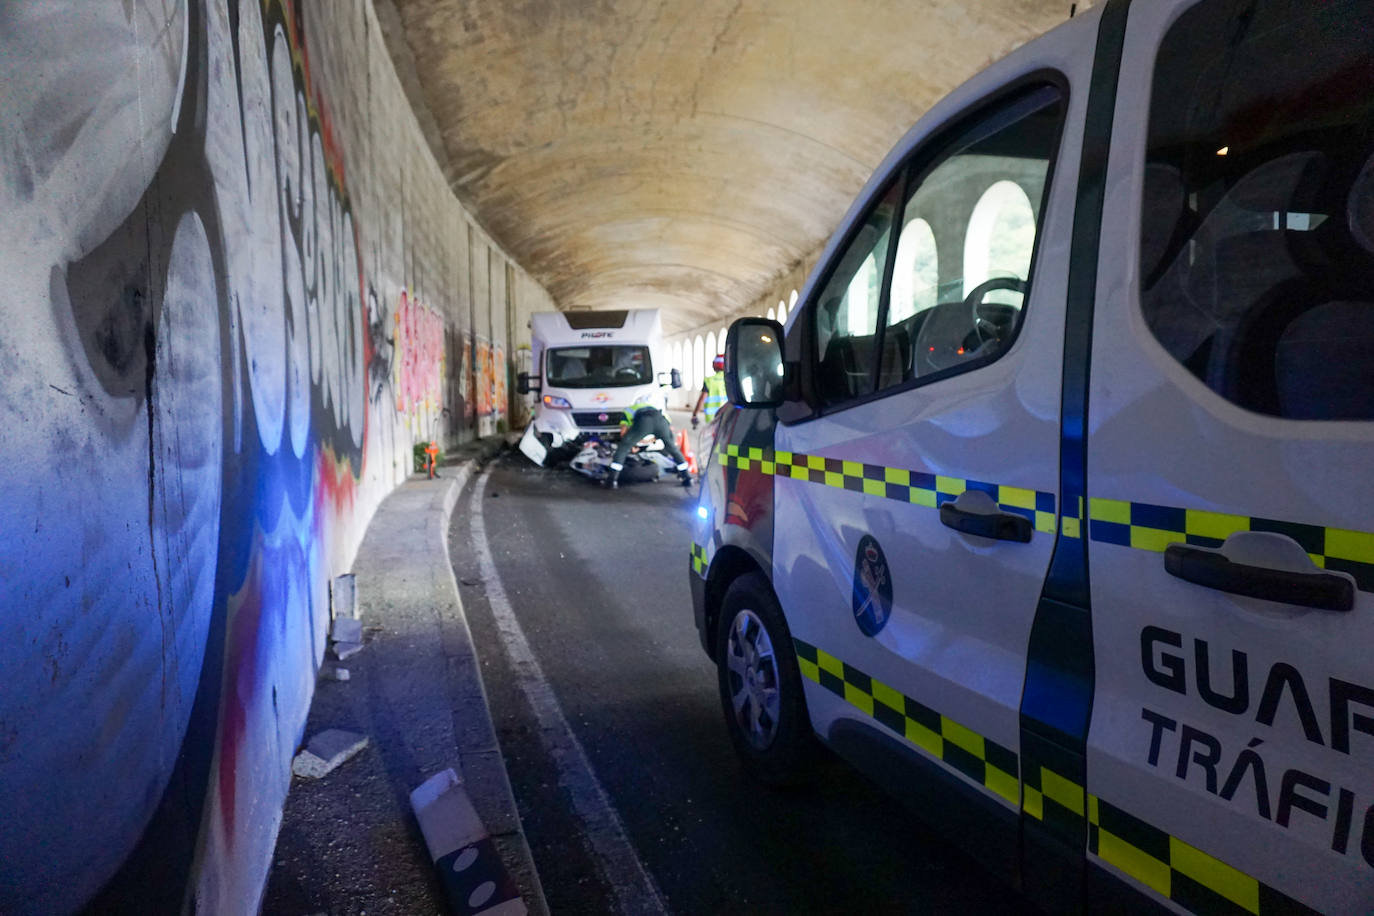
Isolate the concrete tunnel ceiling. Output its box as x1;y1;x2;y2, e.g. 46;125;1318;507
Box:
381;0;1083;335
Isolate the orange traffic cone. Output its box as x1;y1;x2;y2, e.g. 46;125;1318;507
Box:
676;429;697;475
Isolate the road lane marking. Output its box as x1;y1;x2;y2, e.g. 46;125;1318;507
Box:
471;467;668;916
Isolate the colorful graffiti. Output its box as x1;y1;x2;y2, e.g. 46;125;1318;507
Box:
476;338;492;417
445;326;468;427
494;343;508;421
461;335;475;425
394;290;445;418
473;338;507;421
0;1;530;913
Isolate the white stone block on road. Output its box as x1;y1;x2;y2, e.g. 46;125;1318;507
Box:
410;771;528;915
333;640;364;661
410;768;486;861
323;666;351;682
331;573;358;619
331;616;363;643
291;729;368;779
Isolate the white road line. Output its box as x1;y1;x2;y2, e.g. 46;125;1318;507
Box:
470;467;669;916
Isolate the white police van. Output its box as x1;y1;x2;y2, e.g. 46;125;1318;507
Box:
688;1;1374;912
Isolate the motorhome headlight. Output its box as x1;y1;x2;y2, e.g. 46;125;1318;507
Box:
542;395;573;409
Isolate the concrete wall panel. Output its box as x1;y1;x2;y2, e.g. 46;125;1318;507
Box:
0;2;552;912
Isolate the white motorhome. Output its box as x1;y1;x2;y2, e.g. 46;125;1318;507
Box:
517;309;680;466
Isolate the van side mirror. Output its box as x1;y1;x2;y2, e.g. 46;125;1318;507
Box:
724;318;786;408
517;372;537;395
671;368;682;389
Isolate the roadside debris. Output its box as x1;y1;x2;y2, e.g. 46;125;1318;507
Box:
410;769;526;915
291;729;368;779
328;575;366;659
331;573;357;620
331;617;362;643
330;615;363;660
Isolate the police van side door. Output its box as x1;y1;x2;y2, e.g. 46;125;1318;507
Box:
1084;1;1374;912
764;16;1098;880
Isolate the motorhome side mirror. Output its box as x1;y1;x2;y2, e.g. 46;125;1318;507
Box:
516;372;537;395
670;368;682;389
724;318;785;408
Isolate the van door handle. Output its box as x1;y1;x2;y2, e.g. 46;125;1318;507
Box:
939;503;1033;543
1163;544;1354;611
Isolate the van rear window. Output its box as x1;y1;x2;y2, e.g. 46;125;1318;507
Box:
1140;0;1374;420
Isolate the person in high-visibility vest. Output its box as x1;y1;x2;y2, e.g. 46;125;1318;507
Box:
606;397;693;489
691;355;728;429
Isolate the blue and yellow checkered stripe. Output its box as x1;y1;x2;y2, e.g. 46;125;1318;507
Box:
792;638;1019;807
1089;795;1319;916
1022;762;1086;844
785;644;1319;913
717;445;1056;535
713;442;1374;592
689;542;708;578
1080;497;1374;593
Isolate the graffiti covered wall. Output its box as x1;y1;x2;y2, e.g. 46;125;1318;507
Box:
0;2;553;913
394;289;446;438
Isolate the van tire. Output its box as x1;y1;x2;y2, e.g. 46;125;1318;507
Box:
715;572;816;785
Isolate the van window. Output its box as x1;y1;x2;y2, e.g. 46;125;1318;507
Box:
546;345;651;387
877;85;1063;390
812;181;901;406
889;218;938;325
964;180;1036;305
1140;0;1374;420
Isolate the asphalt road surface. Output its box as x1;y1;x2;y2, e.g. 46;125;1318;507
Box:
448;453;1031;915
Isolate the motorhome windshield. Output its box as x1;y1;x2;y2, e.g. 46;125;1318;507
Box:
546;346;652;388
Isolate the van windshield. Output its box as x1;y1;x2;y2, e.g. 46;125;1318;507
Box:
546;346;652;388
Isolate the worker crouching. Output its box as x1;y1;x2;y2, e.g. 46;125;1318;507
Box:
606;399;693;489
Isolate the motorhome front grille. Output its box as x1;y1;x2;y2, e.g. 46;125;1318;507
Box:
573;411;620;428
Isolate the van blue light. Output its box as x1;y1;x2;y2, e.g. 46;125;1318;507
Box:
697;506;709;520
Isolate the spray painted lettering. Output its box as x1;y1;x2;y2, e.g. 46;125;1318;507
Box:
394;290;445;418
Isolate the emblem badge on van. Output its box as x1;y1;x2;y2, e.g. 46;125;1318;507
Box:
852;535;893;637
594;392;610;403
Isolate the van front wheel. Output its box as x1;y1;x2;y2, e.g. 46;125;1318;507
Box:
715;573;815;785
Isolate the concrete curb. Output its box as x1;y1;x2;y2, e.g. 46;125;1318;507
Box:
434;449;550;916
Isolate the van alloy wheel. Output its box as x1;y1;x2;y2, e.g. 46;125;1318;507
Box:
715;572;814;784
724;609;781;750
